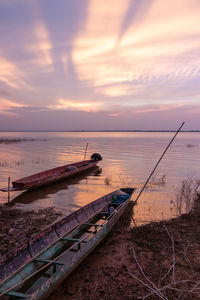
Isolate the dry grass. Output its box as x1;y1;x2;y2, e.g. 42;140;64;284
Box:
15;160;24;166
147;174;166;190
171;178;200;215
0;161;8;167
104;175;112;185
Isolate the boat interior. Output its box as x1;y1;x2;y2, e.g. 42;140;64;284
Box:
0;188;134;299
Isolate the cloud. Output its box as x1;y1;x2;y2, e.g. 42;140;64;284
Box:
98;84;134;97
117;0;154;43
73;0;200;109
0;98;28;116
0;0;200;130
0;102;199;131
55;98;102;112
27;21;53;67
0;56;30;89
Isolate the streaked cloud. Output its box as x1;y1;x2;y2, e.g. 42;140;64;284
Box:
98;84;134;97
73;0;200;107
0;56;30;89
27;21;53;67
26;2;53;68
55;98;102;112
0;0;199;129
0;98;28;116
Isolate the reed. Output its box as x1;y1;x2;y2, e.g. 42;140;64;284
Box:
15;160;24;166
172;178;200;215
0;161;8;167
104;175;112;185
0;138;47;144
147;174;166;190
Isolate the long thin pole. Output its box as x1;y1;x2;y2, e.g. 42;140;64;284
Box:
8;177;10;202
135;122;185;203
84;143;89;161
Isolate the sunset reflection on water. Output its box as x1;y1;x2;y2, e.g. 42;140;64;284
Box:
0;131;200;224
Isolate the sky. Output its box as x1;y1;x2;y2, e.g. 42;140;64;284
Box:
0;0;200;131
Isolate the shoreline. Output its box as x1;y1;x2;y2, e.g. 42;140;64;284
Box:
0;205;62;256
49;203;200;300
1;202;200;299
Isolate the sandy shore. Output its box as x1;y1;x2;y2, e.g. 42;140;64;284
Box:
1;203;200;299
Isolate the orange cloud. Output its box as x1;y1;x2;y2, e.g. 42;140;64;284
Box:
0;57;30;89
28;21;53;67
135;105;173;114
55;98;102;112
98;84;134;97
0;98;28;116
27;2;53;68
72;0;200;100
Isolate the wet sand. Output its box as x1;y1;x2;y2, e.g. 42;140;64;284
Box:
1;203;200;299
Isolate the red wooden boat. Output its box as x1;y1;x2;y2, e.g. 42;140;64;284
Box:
1;153;102;192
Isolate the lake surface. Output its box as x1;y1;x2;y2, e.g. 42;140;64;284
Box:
0;131;199;224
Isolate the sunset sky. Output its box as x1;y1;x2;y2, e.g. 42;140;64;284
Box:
0;0;200;130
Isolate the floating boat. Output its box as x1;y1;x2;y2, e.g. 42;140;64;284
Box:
0;153;102;192
10;166;102;205
0;187;135;300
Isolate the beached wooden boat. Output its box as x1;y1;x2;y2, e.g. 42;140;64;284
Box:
0;187;135;300
0;153;102;192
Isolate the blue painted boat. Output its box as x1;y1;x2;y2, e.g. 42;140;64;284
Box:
0;187;135;300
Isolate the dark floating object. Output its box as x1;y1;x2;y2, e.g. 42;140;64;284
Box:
0;187;135;299
0;153;102;192
91;153;102;161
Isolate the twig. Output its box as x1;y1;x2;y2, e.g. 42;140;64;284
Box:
132;245;168;300
129;271;167;300
161;265;174;282
182;238;194;274
180;280;200;300
163;224;176;283
141;283;199;300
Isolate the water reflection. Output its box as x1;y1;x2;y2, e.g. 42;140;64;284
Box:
0;131;200;223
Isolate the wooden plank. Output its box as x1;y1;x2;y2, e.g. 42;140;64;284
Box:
34;259;64;265
60;237;80;242
84;223;103;227
0;289;27;298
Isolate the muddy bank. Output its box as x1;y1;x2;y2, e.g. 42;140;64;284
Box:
1;202;200;299
49;204;200;300
0;205;62;256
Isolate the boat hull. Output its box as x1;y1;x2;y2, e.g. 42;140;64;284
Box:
0;188;135;300
32;196;130;300
12;159;99;191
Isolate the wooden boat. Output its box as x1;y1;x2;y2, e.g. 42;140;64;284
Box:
0;153;102;192
0;187;135;300
10;166;102;205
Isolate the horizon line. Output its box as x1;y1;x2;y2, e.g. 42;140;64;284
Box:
0;130;200;133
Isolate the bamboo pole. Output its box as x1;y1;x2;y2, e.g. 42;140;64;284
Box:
135;122;185;203
84;143;89;161
8;177;10;202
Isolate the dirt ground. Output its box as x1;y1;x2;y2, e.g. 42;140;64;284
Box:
49;202;200;300
0;205;62;256
1;202;200;299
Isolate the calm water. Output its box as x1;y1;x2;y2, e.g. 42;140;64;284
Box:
0;131;199;224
